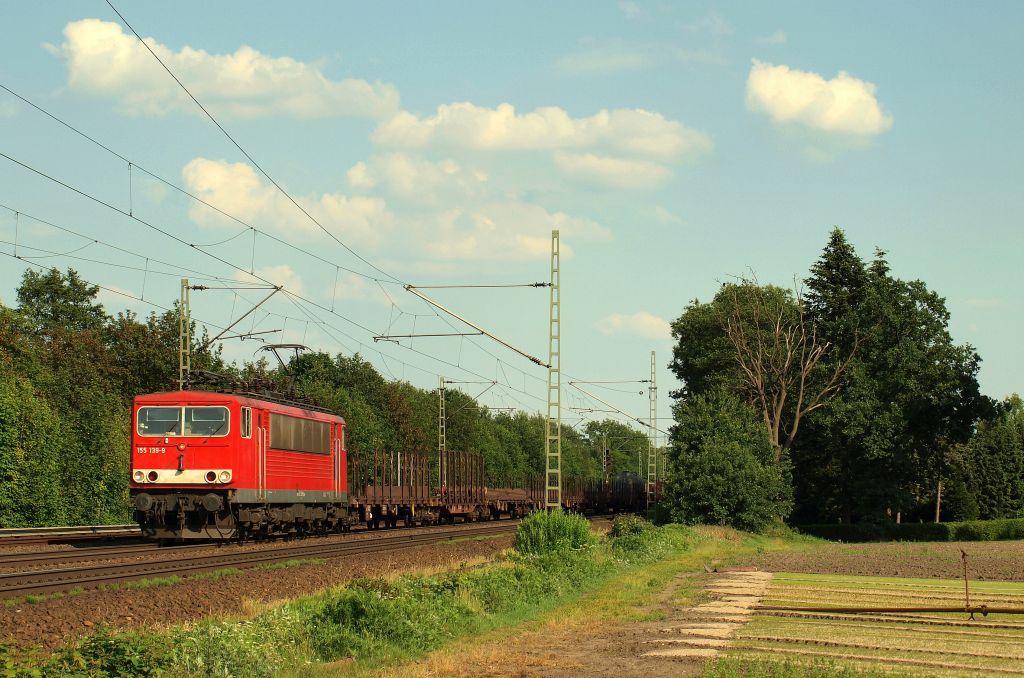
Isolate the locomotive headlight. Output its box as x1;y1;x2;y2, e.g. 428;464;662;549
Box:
219;470;231;483
133;470;145;483
205;471;217;483
147;471;158;482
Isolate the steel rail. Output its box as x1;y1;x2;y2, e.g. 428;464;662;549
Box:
0;542;202;567
0;525;141;547
0;522;519;598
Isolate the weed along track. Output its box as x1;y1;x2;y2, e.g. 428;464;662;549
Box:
0;521;519;598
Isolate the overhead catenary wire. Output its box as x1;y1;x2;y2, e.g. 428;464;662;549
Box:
2;78;661;431
0;168;542;415
103;0;404;287
0;248;243;338
0;81;399;287
0;80;559;407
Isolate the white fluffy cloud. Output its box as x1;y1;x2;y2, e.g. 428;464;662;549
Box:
598;311;672;341
746;60;892;135
756;30;787;46
50;19;398;118
373;103;710;160
553;152;670;189
183;158;392;246
237;264;305;296
653;205;685;226
419;202;610;261
347;153;488;204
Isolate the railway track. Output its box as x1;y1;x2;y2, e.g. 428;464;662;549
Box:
0;541;201;568
0;520;519;599
0;525;141;547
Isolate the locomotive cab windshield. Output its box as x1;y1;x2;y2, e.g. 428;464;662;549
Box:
136;406;229;437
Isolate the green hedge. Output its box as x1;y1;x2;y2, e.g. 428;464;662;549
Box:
798;518;1024;542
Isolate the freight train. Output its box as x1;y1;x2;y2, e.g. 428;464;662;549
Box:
130;389;648;541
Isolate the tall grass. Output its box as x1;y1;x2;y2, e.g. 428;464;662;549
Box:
512;510;595;556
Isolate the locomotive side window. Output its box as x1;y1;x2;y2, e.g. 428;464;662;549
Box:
269;413;329;454
183;407;230;437
136;407;182;436
240;407;252;439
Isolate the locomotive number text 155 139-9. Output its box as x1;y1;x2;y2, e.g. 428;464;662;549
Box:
136;447;167;454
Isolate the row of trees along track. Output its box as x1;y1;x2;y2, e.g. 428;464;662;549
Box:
0;268;650;529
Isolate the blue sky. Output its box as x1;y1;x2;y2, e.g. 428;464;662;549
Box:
1;2;1021;436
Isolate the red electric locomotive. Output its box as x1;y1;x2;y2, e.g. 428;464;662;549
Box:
130;390;349;540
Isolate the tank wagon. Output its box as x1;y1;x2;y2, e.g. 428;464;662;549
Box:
130;389;655;541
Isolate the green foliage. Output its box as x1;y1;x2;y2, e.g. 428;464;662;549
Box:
608;515;693;563
44;627;173;677
955;395;1024;520
665;390;792;532
667;228;994;530
512;510;596;556
799;517;1024;542
795;229;991;523
16;268;106;334
0;267;617;528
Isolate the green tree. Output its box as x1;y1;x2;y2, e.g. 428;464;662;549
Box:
16;268;107;334
959;395;1024;519
796;229;991;523
665;389;792;531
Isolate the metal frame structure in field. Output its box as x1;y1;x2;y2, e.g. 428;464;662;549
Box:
647;350;657;510
545;230;562;509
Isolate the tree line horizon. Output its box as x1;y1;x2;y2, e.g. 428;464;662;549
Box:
1;227;1021;530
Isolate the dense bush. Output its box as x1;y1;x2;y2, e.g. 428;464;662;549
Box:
513;510;596;556
607;515;693;563
799;517;1024;542
664;389;792;532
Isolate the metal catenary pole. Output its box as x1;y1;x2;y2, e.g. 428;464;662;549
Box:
178;278;191;390
438;375;446;491
647;350;657;511
545;230;562;510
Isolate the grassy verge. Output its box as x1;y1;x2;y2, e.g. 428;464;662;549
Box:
3;517;824;677
2;513;692;677
379;524;810;677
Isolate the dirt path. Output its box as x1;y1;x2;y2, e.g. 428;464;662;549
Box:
394;568;772;678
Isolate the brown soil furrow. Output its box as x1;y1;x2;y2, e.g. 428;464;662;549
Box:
754;616;1024;640
760;609;1024;629
730;644;1024;675
741;634;1024;660
764;589;1024;603
775;576;1024;594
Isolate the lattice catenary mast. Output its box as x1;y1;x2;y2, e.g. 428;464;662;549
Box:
178;278;191;390
545;230;562;509
647;350;657;511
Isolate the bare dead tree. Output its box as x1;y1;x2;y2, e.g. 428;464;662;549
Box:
718;279;857;461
